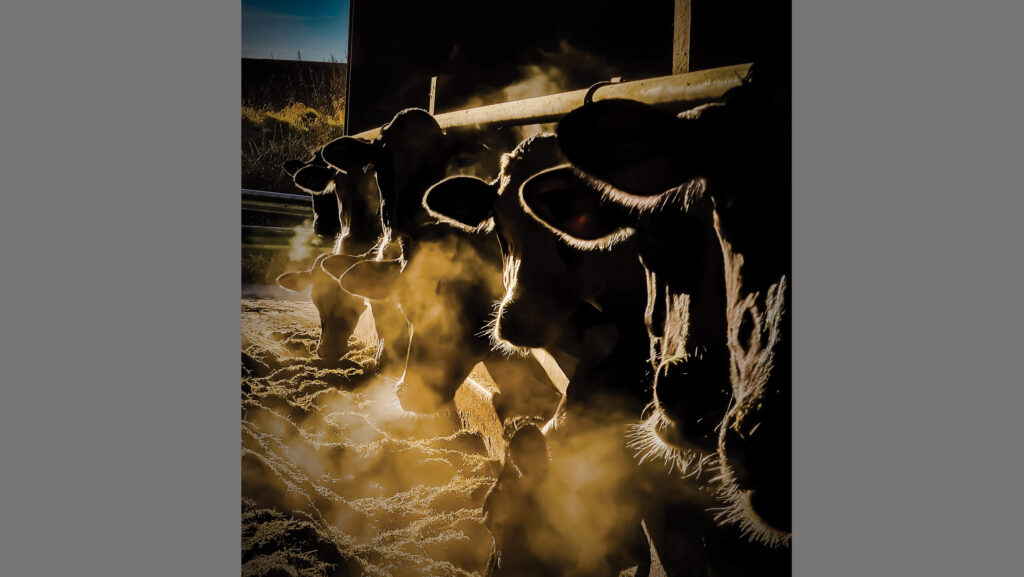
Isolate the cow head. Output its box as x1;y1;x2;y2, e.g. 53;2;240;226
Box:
276;252;367;361
552;80;792;546
284;152;342;238
506;125;730;461
319;109;465;240
336;233;504;414
284;146;384;252
310;108;495;257
424;134;643;354
374;109;452;235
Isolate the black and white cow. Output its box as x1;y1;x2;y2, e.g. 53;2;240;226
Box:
423;134;651;412
424;134;655;576
521;73;791;573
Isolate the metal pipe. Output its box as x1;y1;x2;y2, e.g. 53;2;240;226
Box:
352;63;752;140
242;224;331;249
242;189;313;218
242;189;310;204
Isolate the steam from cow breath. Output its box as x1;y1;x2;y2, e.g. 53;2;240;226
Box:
242;299;509;576
455;41;614;142
287;218;317;262
490;398;653;574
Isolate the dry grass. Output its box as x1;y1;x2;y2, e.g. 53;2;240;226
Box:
241;58;347;193
242;103;346;194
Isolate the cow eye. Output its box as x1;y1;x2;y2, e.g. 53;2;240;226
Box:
522;168;627;241
554;236;585;269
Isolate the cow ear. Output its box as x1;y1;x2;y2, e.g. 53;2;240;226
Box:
276;270;312;292
557;99;713;198
282;159;306;176
321;137;378;172
339;260;402;301
294;165;336;194
520;165;635;248
423;175;497;231
320;253;363;280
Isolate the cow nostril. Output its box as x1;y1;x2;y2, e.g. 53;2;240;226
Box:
651;412;687;448
653;362;730;450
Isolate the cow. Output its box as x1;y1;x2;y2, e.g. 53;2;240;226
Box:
274;252;368;363
423;133;655;576
317;108;503;254
275;109;460;364
518;71;791;573
282;149;385;256
283;110;566;430
331;223;563;423
422;134;651;415
482;421;569;577
276;149;386;364
276;109;503;368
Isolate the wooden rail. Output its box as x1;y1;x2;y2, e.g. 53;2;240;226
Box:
352;63;752;140
241;62;753;247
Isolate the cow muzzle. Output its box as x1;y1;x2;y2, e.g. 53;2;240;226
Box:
651;349;732;455
718;391;792;539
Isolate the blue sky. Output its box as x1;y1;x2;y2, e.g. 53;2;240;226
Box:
242;0;349;61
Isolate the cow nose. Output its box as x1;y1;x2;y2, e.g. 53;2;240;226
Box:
495;312;551;349
652;354;731;452
721;419;792;533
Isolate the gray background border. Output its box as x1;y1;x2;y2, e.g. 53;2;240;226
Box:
1;1;1021;575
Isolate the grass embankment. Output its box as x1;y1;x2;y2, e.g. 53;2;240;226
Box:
242;59;348;193
242;103;345;194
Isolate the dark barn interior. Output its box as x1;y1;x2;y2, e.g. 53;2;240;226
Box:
345;0;790;135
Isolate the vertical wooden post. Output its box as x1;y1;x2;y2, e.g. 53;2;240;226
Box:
673;0;691;74
428;76;437;115
343;0;356;134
